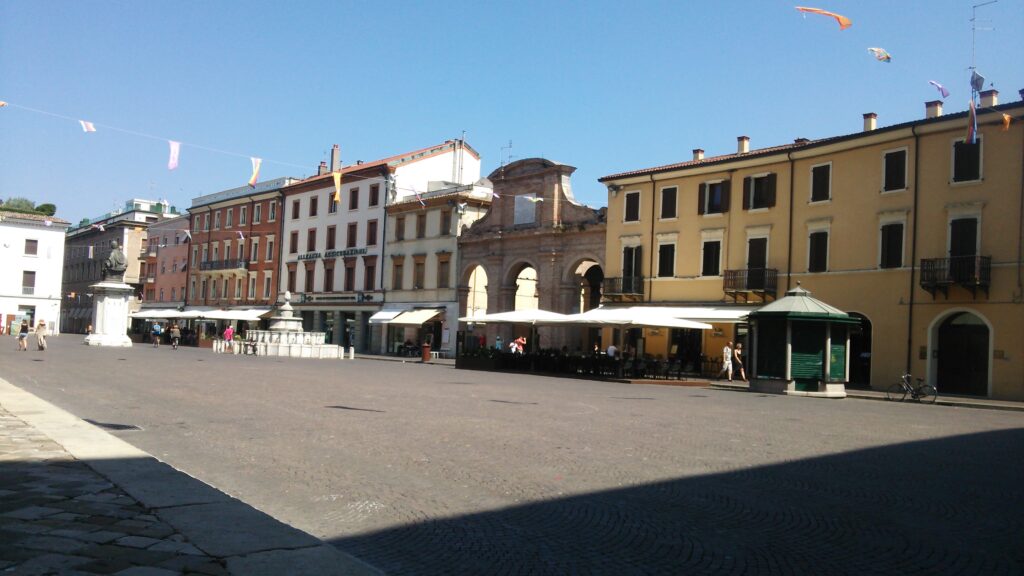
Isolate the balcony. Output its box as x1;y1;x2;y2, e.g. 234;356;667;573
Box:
920;256;991;298
724;268;778;303
198;259;248;271
146;275;155;284
602;276;644;297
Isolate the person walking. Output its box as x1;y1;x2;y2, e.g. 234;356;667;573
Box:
169;323;181;350
17;320;30;351
34;320;48;351
718;341;734;381
223;325;234;352
151;322;162;348
733;342;748;382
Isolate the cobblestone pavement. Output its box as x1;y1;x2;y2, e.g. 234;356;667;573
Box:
0;408;226;575
3;338;1024;575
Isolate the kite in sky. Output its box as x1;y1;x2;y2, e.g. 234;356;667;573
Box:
795;6;852;30
167;140;180;170
248;157;262;188
928;80;950;99
867;48;892;62
79;120;96;132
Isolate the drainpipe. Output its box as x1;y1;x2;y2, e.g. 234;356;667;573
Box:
906;126;921;373
786;152;795;291
1017;118;1024;298
648;174;657;303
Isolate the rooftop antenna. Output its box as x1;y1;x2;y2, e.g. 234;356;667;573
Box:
970;0;997;75
500;140;513;168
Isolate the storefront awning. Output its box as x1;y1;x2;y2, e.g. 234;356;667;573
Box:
129;308;183;319
369;309;405;324
389;308;445;326
197;308;272;321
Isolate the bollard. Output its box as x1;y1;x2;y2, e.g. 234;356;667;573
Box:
348;346;355;360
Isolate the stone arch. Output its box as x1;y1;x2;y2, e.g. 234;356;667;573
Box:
505;260;540;312
562;256;605;314
458;262;491;319
927;308;993;397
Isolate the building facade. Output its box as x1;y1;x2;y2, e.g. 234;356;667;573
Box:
138;215;190;313
0;211;70;335
599;91;1024;400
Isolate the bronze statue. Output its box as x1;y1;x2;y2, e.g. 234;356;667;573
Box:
102;240;128;282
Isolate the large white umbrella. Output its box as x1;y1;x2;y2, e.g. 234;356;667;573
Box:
545;307;713;330
458;309;570;324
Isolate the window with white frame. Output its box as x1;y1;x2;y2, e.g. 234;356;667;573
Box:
253;203;262;224
882;149;907;192
214;211;221;230
240;205;247;226
700;229;724;277
659;187;677;220
268;201;277;221
807;219;831;272
263;273;273;299
225;208;233;228
810;163;831;203
743;173;776;210
265;236;275;261
624;191;640;222
248;275;256;298
698;180;730;215
250;238;259;262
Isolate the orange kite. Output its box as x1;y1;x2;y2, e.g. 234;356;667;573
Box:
795;6;852;30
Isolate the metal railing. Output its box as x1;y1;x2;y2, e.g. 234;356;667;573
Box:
723;268;778;294
602;276;644;296
920;256;991;289
198;259;248;271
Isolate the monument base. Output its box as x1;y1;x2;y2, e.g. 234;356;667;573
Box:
86;281;134;348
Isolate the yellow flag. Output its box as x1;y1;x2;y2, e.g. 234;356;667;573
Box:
332;170;342;203
1002;114;1013;132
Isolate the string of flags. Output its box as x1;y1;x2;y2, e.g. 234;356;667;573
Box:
795;6;851;30
928;81;950;99
867;48;891;63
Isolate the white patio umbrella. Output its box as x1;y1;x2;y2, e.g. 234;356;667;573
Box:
458;309;570;324
545;307;713;330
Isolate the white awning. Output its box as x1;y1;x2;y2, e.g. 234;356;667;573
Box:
369;309;405;324
552;307;713;330
458;309;569;325
129;308;184;319
389;308;445;326
198;308;272;321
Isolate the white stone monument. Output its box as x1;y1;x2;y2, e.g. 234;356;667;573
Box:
84;240;133;347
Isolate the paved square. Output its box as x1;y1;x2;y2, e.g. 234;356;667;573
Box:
2;339;1022;574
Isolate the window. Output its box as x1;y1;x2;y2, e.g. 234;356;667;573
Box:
160;260;166;274
190;279;196;299
194;215;201;230
289;231;298;254
701;240;721;276
201;278;208;299
266;237;275;261
344;260;356;291
440;210;452;236
264;273;273;299
250;239;259;262
212;244;219;262
657;243;675;277
287;268;296;293
437;255;450;288
307;229;317;252
953;138;982;182
416;214;426;238
659;187;677;219
392;258;404;290
395;216;406;241
159;288;165;301
624;191;640;222
326;226;337;250
883;150;907;192
24;239;38;255
304;264;314;292
413;258;425;289
743;174;776;210
309;196;318;217
880;223;903;269
22;271;35;295
622;245;642;280
367;220;378;246
240;206;247;226
363;257;376;290
214;211;221;230
268;201;276;221
248;276;256;298
203;213;209;231
223;278;230;299
349;187;359;210
347;223;358;248
328;195;338;214
235;278;242;299
226;208;233;228
202;244;209;263
810;163;831;202
292;199;300;219
808;231;829;272
369;184;380;207
192;247;198;267
324;264;335;292
171;287;176;300
253;203;262;224
698;181;730;215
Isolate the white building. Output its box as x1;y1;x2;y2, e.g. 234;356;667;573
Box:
280;140;481;352
0;210;70;335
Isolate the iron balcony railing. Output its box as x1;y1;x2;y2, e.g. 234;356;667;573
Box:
602;276;644;296
198;259;248;271
920;256;991;292
723;268;778;294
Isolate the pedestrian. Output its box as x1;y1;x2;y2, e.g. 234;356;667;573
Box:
34;320;48;351
606;343;618;359
495;335;503;352
733;342;748;382
223;325;235;352
718;341;734;381
17;320;29;351
514;336;527;354
169;323;181;350
151;322;162;348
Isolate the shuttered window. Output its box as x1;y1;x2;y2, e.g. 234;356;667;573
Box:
701;241;721;276
698;181;730;215
657;244;675;278
953;139;981;182
811;164;831;202
743;174;776;210
660;187;677;219
624;192;640;222
883;150;907;191
880;223;903;268
808;231;828;272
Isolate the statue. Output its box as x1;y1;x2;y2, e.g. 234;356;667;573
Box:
102;240;128;282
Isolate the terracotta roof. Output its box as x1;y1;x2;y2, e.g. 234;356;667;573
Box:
0;210;70;225
600;142;815;181
290;140;478;187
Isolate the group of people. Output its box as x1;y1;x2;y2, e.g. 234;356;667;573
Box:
718;341;747;382
149;322;183;350
14;319;48;352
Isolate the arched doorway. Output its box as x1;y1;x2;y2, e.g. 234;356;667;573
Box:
847;312;872;389
933;311;990;396
513;266;538;311
465;265;489;318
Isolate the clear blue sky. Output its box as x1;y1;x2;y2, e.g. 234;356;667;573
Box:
2;0;1022;225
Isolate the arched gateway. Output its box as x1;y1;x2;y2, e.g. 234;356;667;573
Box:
458;158;606;352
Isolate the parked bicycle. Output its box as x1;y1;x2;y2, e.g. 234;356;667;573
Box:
886;373;938;403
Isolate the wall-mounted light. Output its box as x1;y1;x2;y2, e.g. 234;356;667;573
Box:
608;184;621;197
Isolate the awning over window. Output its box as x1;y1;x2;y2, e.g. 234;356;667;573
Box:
369;309;405;324
389;308;445;326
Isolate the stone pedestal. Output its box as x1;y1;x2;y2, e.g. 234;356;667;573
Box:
84;282;133;347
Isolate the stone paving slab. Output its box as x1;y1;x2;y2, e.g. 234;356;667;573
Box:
0;378;381;575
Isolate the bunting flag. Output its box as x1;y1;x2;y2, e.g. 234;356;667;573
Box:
236;231;244;240
1003;113;1013;132
182;229;192;241
525;196;545;203
415;191;426;207
248;157;262;188
795;6;852;30
456;201;468;214
167;140;181;170
332;171;342;203
79;120;96;132
88;245;94;259
43;219;53;227
0;101;7;108
966;99;978;145
490;190;500;199
90;223;105;232
928;80;950;99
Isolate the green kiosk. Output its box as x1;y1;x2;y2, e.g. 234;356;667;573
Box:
747;283;860;398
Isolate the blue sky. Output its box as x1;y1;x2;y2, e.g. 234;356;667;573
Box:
2;0;1022;225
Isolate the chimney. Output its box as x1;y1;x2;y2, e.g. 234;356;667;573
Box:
737;136;750;154
794;137;810;145
692;148;704;161
1019;88;1024;101
863;112;877;131
925;100;943;119
979;89;998;108
329;144;342;172
317;161;328;176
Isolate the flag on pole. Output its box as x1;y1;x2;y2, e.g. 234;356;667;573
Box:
332;171;342;204
970;71;985;92
248;157;262;188
167;140;181;170
79;120;96;132
966;99;978;145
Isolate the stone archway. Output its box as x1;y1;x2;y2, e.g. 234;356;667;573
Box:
930;310;991;396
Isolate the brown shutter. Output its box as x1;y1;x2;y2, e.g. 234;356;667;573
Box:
767;173;777;207
742;177;751;210
698;183;706;215
721;180;731;213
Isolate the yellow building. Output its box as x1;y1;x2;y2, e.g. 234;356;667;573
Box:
599;91;1023;400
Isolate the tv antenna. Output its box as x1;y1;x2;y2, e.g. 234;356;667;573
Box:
970;0;997;74
500;140;514;168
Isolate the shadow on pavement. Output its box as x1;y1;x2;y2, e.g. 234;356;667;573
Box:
331;429;1024;575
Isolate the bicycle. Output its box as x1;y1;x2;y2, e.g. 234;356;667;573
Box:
886;373;938;404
